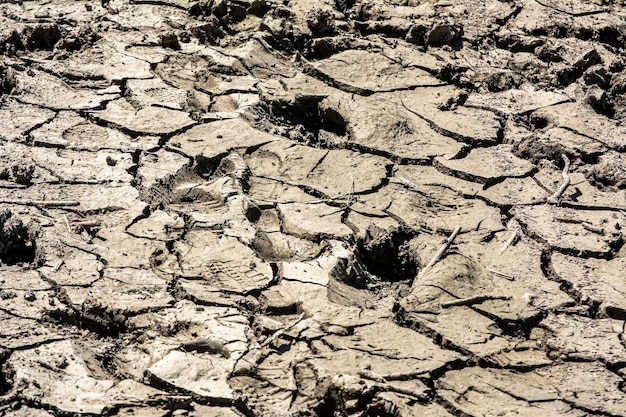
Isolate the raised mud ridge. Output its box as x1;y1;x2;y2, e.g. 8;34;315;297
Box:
1;0;626;416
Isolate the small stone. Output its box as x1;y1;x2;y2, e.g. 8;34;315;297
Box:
160;32;181;50
106;155;117;166
24;290;36;302
10;162;35;185
307;8;335;35
427;23;463;47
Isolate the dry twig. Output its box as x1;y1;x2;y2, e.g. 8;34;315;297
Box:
441;295;512;308
547;154;570;204
582;222;604;235
0;199;80;207
357;373;429;402
485;267;515;281
261;313;306;348
52;260;64;272
382;384;429;402
73;220;101;229
63;214;72;234
417;226;461;279
498;228;519;255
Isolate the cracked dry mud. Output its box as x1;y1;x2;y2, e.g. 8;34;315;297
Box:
0;0;626;416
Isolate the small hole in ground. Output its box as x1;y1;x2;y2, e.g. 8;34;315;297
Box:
357;225;419;282
333;225;419;290
0;209;37;265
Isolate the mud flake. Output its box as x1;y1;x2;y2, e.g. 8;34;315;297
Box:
38;246;101;287
125;78;189;111
397;255;514;359
0;268;53;319
90;228;166;269
445;231;574;323
63;268;174;316
154;50;248;91
0;311;61;350
173;230;274;292
147;350;234;401
465;87;570;116
515;127;607;164
532;102;626;151
127;209;185;241
321;320;459;374
534;167;626;210
0;99;55;142
252;229;323;262
92;99;196;136
478;176;548;205
535;313;626;364
247;140;389;198
380;183;504;234
7;340;174;415
552;253;626;320
401;92;502;146
434;144;535;185
437;366;587;417
323;90;466;161
394;165;484;197
229;376;295;416
14;69;119;110
136;149;192;203
247;176;319;204
52;40;154;83
278;202;352;241
174;279;248;307
310;49;443;93
514;205;623;256
171;118;278;161
279;248;386;326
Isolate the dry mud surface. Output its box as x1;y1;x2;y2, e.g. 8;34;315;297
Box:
1;0;626;416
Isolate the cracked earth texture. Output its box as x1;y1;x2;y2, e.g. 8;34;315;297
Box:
0;0;626;416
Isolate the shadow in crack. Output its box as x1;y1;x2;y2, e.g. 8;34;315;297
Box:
0;353;14;397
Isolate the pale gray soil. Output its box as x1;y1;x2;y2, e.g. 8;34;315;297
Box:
1;0;626;416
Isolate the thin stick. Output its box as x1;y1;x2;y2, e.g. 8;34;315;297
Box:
382;384;429;402
547;154;570;204
352;374;430;402
73;220;101;228
417;226;461;279
52;260;64;272
485;267;515;281
358;369;386;383
394;176;431;197
396;176;418;190
63;214;72;234
498;228;518;255
0;199;80;207
349;173;355;202
261;313;306;348
582;222;604;235
555;217;582;224
441;295;511;308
